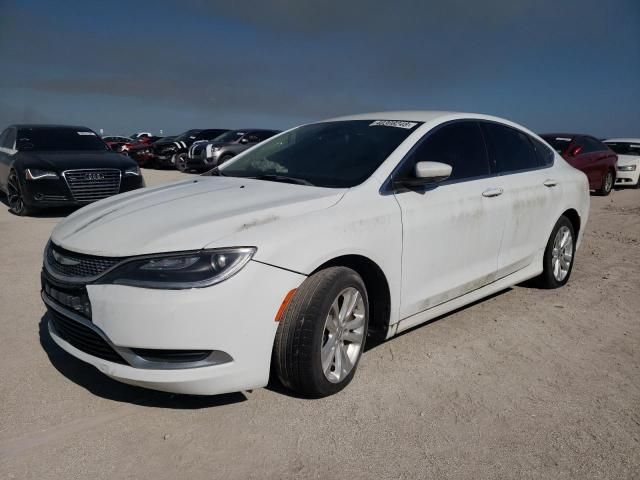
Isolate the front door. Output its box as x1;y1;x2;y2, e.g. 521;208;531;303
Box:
393;121;506;319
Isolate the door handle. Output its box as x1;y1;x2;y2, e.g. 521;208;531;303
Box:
482;187;503;198
543;179;558;187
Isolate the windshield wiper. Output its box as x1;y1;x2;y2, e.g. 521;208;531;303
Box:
252;174;314;186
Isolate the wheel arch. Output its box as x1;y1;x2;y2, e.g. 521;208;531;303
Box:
311;254;391;340
561;208;581;239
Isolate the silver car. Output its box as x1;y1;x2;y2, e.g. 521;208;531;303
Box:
186;129;280;172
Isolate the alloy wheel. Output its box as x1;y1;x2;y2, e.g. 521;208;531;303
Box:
604;171;613;193
176;154;188;172
7;172;25;215
551;225;573;282
321;287;366;383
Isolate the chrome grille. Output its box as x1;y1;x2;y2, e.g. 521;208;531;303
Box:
63;169;121;202
45;242;121;280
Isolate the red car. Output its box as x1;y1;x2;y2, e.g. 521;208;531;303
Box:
120;134;157;155
128;136;169;166
102;135;133;152
540;133;617;196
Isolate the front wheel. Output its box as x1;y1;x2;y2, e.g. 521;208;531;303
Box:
537;216;576;289
217;153;234;166
175;153;188;172
596;170;614;196
7;170;34;216
273;267;369;397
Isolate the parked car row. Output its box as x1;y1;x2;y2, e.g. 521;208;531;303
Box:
104;128;281;172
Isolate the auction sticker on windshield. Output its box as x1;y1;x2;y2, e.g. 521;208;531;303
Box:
369;120;418;129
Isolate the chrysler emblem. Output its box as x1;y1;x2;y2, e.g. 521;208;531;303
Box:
85;172;105;181
52;250;81;266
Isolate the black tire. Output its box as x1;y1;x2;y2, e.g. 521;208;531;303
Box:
175;153;188;172
537;216;576;289
217;153;234;166
595;169;614;196
7;170;35;216
273;266;369;397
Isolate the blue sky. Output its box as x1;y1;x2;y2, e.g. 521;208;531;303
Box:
0;0;638;137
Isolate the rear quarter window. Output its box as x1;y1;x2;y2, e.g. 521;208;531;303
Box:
531;137;554;167
482;123;540;174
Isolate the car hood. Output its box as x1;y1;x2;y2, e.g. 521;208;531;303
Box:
20;151;135;171
616;154;640;166
51;176;346;257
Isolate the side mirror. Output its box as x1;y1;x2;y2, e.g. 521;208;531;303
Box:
394;161;452;188
570;145;583;157
240;138;249;144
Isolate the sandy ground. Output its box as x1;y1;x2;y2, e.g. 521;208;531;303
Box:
0;168;638;480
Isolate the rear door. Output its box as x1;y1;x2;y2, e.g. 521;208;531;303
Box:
481;122;554;276
394;120;507;319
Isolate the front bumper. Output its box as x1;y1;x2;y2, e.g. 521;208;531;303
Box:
186;151;217;171
615;168;639;186
22;175;143;207
43;260;305;395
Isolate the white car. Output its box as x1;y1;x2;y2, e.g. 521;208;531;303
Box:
41;111;590;397
604;138;640;188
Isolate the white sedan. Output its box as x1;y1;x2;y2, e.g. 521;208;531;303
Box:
41;111;590;397
604;138;640;188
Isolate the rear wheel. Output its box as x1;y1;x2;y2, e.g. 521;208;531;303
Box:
273;267;368;397
537;216;575;289
7;170;34;216
596;170;614;196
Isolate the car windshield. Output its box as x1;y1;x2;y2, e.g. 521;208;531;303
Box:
216;120;422;188
605;142;640;156
541;136;573;154
213;130;246;143
16;128;108;151
175;130;202;141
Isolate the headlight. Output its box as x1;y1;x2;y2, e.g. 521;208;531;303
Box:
124;166;140;176
617;165;636;171
25;168;59;180
98;247;256;289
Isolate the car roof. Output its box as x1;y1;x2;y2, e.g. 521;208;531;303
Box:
233;128;280;133
604;138;640;143
324;110;544;129
9;124;94;130
539;133;584;139
326;111;459;123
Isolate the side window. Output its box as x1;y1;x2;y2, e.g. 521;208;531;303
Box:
0;129;7;148
200;130;218;141
530;137;554;167
4;128;16;149
583;137;605;153
405;121;491;182
482;123;539;173
245;133;260;143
